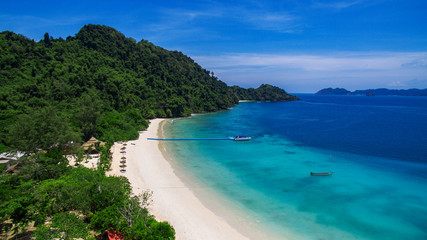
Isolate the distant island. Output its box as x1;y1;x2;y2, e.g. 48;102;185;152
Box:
316;88;427;96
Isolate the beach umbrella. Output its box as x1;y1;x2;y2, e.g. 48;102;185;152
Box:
121;156;126;159
123;143;127;146
120;147;126;150
120;160;126;164
120;169;126;173
120;164;127;168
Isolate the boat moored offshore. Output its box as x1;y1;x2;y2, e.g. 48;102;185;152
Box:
234;136;252;141
310;172;333;176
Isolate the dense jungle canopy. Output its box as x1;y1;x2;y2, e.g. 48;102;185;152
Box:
0;24;298;148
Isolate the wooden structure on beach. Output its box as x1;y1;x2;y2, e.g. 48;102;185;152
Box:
81;137;106;154
1;152;25;173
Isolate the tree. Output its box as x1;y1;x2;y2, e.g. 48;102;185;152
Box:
73;92;101;141
9;105;80;153
33;212;94;240
118;192;152;229
43;33;51;46
19;151;69;181
116;192;175;240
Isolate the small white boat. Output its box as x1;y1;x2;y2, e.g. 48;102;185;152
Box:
234;136;252;141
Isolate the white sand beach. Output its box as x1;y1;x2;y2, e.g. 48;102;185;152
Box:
108;119;249;240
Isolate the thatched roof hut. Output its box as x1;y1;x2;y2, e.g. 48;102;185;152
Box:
81;137;106;153
1;152;25;172
5;162;21;174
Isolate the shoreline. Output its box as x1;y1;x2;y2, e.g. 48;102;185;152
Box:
108;119;250;240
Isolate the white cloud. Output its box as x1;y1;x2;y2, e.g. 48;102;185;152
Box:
141;6;226;43
143;2;299;42
192;52;427;92
388;81;406;87
402;58;427;68
312;0;364;10
194;52;425;71
240;11;297;33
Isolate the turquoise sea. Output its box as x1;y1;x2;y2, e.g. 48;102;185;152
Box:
162;94;427;239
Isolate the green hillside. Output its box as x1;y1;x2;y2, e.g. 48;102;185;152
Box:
0;24;299;239
0;24;297;147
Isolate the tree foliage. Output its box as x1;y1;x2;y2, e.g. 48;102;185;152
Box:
8;105;80;153
33;212;94;240
0;159;174;239
232;84;300;101
0;24;297;150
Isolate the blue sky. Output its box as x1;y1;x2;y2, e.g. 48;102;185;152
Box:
1;0;426;92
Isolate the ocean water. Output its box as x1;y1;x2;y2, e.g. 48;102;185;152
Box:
162;94;427;240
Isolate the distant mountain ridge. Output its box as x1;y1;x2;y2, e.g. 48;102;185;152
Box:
316;88;427;96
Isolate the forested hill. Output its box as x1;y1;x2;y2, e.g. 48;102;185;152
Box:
0;24;297;147
232;84;299;101
316;87;427;96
